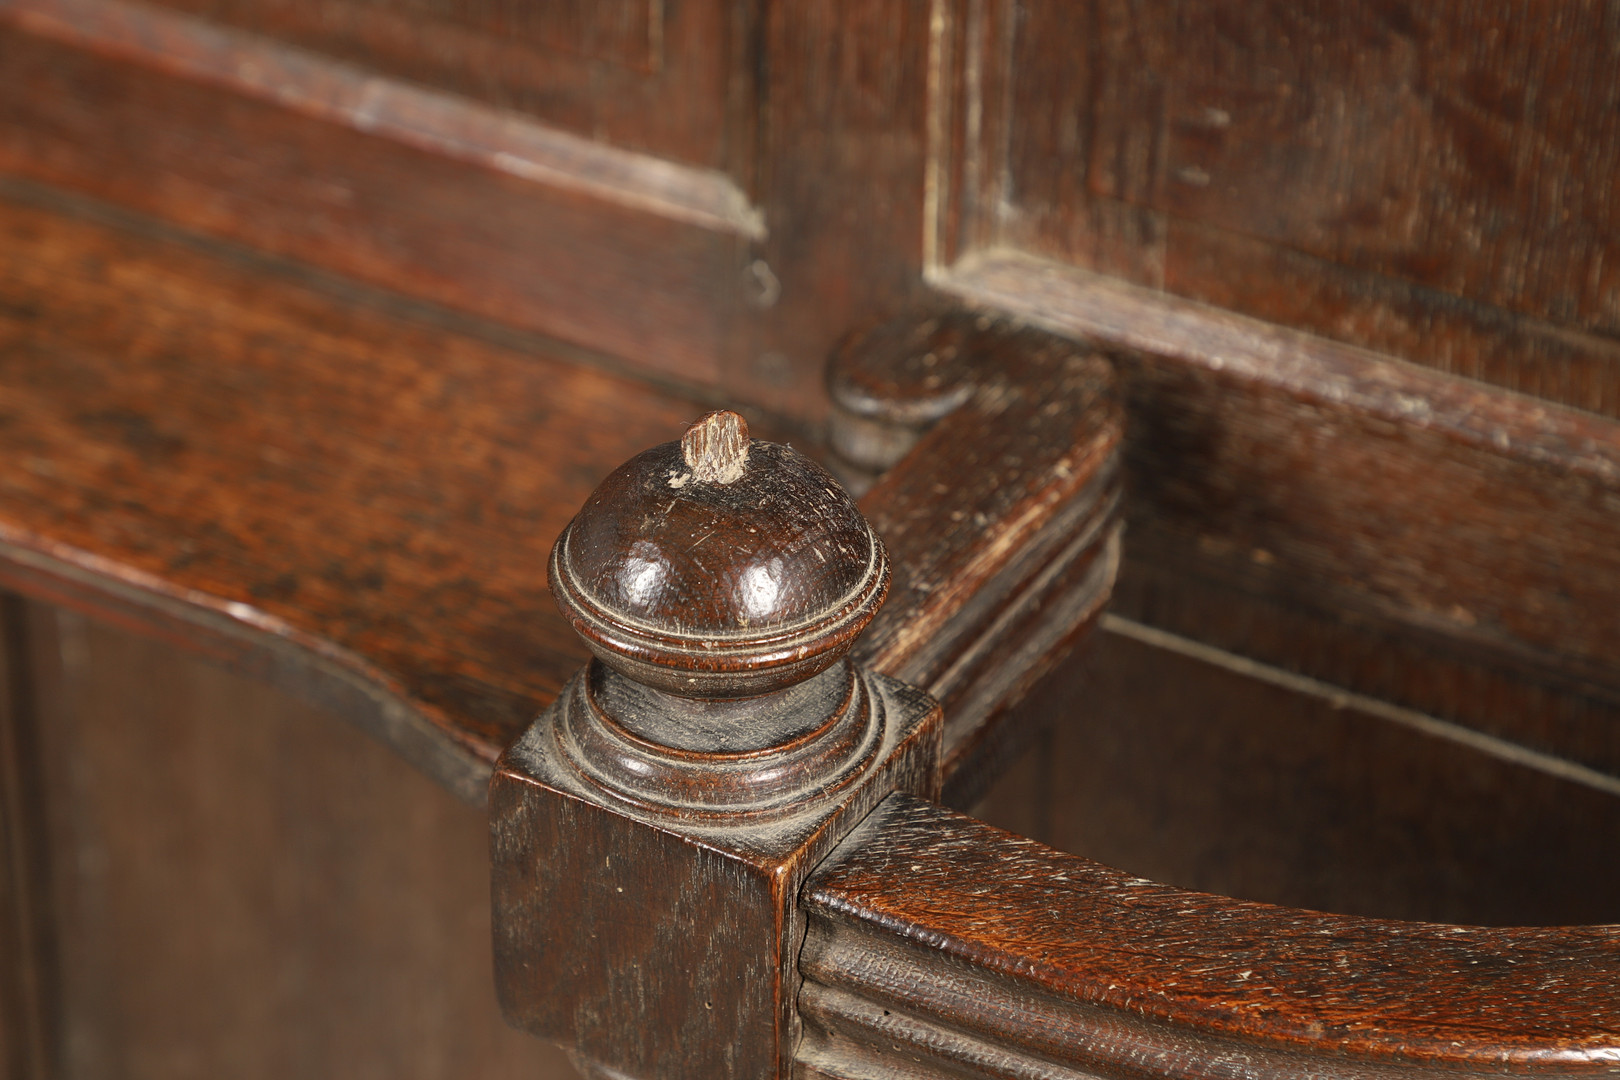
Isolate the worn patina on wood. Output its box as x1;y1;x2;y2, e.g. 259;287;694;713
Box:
798;794;1620;1079
490;412;940;1080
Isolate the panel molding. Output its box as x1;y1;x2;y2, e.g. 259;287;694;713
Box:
931;0;1620;419
938;248;1620;695
0;0;764;239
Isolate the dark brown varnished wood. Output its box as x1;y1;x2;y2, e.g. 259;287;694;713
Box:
0;0;753;385
825;313;979;487
799;794;1620;1080
491;412;940;1080
952;0;1620;420
5;0;1620;1076
797;281;1620;1071
835;311;1125;805
59;0;744;165
0;184;725;803
975;623;1620;927
0;0;941;415
0;0;756;174
0;193;1126;813
17;600;578;1080
947;254;1620;740
554;412;889;698
741;0;936;417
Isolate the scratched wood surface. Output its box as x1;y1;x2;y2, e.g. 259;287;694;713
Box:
492;409;943;1079
962;0;1620;420
951;254;1620;768
799;793;1620;1080
0;190;1108;812
0;184;720;800
4;3;1620;1072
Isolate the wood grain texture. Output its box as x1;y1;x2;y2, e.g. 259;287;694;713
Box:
1165;221;1620;420
1158;1;1620;335
2;0;763;237
493;670;938;1080
1111;539;1620;785
0;186;726;801
799;794;1620;1079
23;602;579;1080
0;191;1130;810
947;253;1620;708
846;314;1124;804
974;624;1620;927
739;0;936;417
0;12;747;383
492;405;940;1079
966;0;1620;419
3;0;742;171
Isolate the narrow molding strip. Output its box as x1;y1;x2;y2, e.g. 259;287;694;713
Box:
0;0;767;240
938;247;1620;696
939;249;1620;483
1102;614;1620;798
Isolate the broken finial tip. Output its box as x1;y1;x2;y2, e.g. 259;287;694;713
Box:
682;410;750;484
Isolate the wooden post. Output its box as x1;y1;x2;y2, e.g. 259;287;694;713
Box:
489;410;941;1080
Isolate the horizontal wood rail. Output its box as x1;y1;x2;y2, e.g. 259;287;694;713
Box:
0;0;766;239
943;250;1620;783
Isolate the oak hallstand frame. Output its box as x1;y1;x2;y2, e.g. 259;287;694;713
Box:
1;0;1619;1077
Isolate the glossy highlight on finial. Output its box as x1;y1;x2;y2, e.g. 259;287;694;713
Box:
548;413;889;698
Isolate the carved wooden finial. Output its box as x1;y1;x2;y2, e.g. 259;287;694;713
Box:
496;413;939;1080
681;409;749;484
550;409;887;700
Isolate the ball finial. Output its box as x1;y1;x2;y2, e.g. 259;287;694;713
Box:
548;411;889;699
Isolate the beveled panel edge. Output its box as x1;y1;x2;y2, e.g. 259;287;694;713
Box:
0;0;766;240
936;249;1620;690
940;250;1620;475
0;523;492;806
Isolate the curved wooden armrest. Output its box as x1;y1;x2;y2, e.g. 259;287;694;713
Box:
799;794;1620;1079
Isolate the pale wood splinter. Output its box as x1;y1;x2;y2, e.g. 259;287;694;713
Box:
681;409;750;485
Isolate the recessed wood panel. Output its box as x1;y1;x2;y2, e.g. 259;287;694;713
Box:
1159;0;1620;332
0;24;747;385
18;603;579;1078
973;0;1620;418
125;0;735;169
